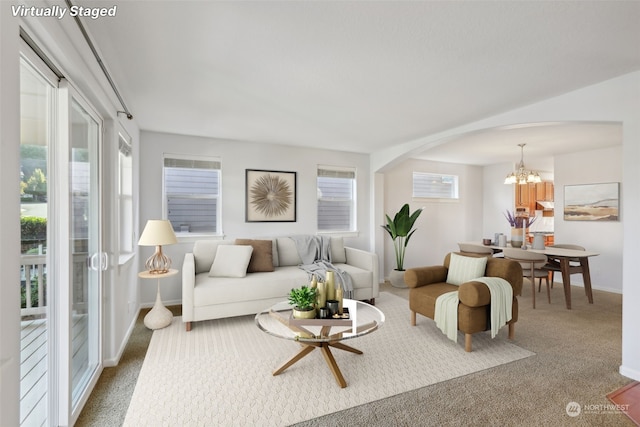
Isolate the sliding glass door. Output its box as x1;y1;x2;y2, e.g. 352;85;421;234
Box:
20;47;103;426
19;51;56;427
68;91;103;417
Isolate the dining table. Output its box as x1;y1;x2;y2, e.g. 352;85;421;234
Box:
461;242;599;309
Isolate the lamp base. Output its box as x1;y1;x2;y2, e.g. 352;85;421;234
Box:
145;245;171;274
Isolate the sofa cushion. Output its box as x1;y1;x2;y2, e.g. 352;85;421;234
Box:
446;253;487;286
193;240;234;274
276;237;302;266
209;245;253;278
235;239;275;272
335;263;373;290
330;237;346;263
194;263;372;307
195;266;309;306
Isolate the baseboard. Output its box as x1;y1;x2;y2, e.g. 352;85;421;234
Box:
552;281;623;295
103;307;141;367
139;298;181;309
620;365;640;382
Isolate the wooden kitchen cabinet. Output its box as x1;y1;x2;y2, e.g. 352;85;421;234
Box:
515;181;554;213
536;182;554;201
545;182;554;200
515;183;530;209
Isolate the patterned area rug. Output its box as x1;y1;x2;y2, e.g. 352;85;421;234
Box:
123;292;534;426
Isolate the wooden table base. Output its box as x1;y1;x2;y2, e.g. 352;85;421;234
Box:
272;341;363;388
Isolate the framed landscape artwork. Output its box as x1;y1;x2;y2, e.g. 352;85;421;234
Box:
564;182;619;221
246;169;297;222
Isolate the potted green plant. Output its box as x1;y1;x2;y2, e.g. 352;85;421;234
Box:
288;286;317;319
382;203;423;287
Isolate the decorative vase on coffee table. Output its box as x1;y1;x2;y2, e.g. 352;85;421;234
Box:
316;281;326;316
326;271;336;300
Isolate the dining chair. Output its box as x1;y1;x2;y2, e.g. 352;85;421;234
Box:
503;248;550;309
457;243;494;257
542;244;586;288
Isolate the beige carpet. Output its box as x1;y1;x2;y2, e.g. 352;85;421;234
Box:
123;292;533;426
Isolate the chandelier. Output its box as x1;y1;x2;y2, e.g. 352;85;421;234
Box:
504;143;541;185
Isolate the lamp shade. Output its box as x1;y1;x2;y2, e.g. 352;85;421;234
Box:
138;220;178;246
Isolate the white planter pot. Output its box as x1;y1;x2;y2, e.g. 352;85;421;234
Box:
389;269;407;288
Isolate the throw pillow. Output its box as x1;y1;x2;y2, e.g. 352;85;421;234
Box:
446;253;488;286
235;239;275;272
209;245;253;278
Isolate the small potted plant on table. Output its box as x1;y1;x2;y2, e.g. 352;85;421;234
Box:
288;286;317;319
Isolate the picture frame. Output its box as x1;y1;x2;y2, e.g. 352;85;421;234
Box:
245;169;297;222
564;182;619;221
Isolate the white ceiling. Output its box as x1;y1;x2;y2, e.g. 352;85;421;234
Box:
81;1;640;165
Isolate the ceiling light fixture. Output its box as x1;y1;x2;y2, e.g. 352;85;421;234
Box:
504;143;541;185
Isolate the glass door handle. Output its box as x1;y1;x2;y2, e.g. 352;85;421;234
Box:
88;253;99;271
100;252;108;271
88;252;108;271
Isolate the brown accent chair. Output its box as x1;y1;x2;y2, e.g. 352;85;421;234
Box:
404;253;523;352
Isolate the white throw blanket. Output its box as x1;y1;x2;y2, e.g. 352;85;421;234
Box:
434;277;513;343
434;291;460;341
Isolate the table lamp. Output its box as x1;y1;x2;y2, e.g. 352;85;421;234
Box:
138;219;178;274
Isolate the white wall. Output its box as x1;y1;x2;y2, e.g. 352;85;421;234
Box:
382;158;483;277
138;131;372;305
482;162;518;239
0;7;22;425
102;121;141;366
553;146;623;293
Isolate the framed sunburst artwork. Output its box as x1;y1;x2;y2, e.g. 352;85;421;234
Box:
245;169;297;222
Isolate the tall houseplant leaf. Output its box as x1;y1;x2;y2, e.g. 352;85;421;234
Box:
382;203;423;271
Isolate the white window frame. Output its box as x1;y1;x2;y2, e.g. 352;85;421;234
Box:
317;165;357;234
117;131;134;264
412;172;459;200
162;154;222;239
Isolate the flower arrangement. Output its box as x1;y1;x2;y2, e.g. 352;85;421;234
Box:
503;210;537;228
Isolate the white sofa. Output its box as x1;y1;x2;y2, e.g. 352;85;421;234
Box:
182;236;379;331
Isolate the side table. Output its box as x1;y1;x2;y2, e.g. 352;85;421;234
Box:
138;269;178;330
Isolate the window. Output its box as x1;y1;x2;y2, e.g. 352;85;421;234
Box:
163;155;221;234
118;133;133;258
413;172;459;199
317;166;356;231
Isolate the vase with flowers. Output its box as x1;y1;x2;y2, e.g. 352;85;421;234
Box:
503;210;536;248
